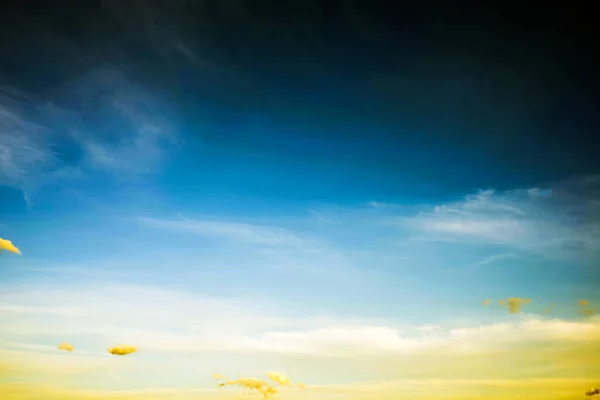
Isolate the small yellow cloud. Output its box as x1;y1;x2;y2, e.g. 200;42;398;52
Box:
107;345;137;356
267;372;291;386
507;298;525;314
542;303;557;315
297;382;307;389
482;299;491;305
580;308;596;317
218;372;301;397
57;342;74;352
220;377;278;398
497;298;531;314
0;238;21;255
578;300;595;317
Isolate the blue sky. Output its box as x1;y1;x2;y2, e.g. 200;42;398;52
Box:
1;68;598;305
1;2;599;399
1;66;599;350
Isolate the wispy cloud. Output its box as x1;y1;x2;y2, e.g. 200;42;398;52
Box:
139;215;307;247
3;342;90;355
136;214;369;284
395;177;600;260
0;87;62;192
0;68;180;199
473;253;520;268
0;305;82;317
3;342;65;353
63;68;180;177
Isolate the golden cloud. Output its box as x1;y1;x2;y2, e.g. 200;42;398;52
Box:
267;372;291;386
496;298;531;314
580;308;596;317
0;238;21;255
482;300;491;305
57;342;74;352
108;345;137;356
578;300;595;317
219;377;278;398
217;371;300;397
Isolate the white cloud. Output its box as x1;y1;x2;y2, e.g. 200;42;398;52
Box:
447;316;600;343
396;178;600;260
139;215;308;247
0;305;83;317
3;343;61;353
0;88;61;191
48;68;180;178
473;253;520;268
136;214;371;284
412;218;526;242
67;68;180;176
0;283;598;359
1;342;92;355
0;67;180;196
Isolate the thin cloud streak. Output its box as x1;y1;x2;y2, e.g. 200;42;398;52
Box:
136;214;370;284
473;253;520;268
138;215;307;247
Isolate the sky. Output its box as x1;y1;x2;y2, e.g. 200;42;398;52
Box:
1;1;600;399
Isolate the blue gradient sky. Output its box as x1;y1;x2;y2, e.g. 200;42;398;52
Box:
0;2;599;398
1;65;598;313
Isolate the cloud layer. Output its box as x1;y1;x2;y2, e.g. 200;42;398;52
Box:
1;283;599;385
